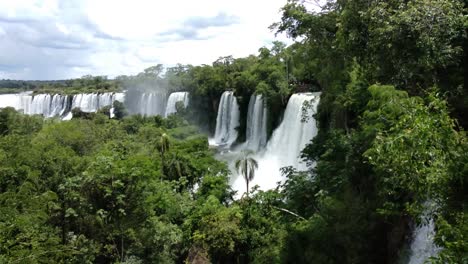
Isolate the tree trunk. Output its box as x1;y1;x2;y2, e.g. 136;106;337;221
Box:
61;200;66;245
121;232;124;262
246;179;249;197
160;154;165;181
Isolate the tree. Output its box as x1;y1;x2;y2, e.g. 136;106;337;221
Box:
158;133;170;178
362;85;461;213
142;64;164;78
112;101;128;120
235;150;258;196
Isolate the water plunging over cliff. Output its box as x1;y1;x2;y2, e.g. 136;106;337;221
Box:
245;94;268;152
407;203;441;264
123;90;167;116
165;92;189;117
0;92;123;119
213;91;240;148
232;92;320;194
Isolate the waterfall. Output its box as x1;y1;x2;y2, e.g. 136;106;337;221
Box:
213;91;240;147
232;92;320;193
71;93;119;113
27;94;68;117
165;92;189;117
13;93;69;117
407;204;441;264
114;92;126;103
49;94;68;117
0;92;122;119
0;92;30;110
245;94;268;152
109;92;126;118
125;92;167;116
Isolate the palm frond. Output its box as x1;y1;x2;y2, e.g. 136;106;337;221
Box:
234;151;259;194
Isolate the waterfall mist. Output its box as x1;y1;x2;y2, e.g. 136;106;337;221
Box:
231;92;320;194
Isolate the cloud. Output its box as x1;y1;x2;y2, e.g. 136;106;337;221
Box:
184;12;239;29
158;12;240;41
0;0;290;80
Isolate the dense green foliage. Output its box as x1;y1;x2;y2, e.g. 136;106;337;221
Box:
34;75;121;95
1;0;467;263
0;107;315;263
0;108;231;263
0;79;46;94
0;76;121;95
273;0;467;263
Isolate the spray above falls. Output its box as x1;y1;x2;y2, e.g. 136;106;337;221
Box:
165;92;189;117
213;91;240;148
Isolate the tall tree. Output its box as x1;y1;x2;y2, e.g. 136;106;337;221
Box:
235;150;258;196
158;133;170;178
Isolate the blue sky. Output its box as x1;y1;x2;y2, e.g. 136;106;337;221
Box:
0;0;290;80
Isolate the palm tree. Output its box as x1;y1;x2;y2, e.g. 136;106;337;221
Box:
235;150;258;196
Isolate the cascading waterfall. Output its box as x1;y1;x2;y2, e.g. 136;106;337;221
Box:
213;91;240;147
165;92;189;117
71;93;114;112
109;92;126;118
232;92;320;193
127;92;167;116
0;92;123;119
245;94;268;152
21;94;67;117
407;204;441;264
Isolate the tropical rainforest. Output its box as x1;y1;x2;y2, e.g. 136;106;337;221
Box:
0;0;467;263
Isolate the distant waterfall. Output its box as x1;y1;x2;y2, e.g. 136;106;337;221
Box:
213;91;240;147
165;92;189;117
0;92;123;119
125;91;167;116
232;92;320;193
245;94;268;152
71;93;116;112
26;94;69;117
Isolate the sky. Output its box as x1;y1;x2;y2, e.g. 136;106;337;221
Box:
0;0;291;80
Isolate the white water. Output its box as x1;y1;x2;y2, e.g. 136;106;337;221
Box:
407;205;441;264
0;92;123;119
114;92;126;103
71;93;116;112
244;94;268;152
232;92;320;194
165;92;189;117
109;92;126;119
213;91;240;148
130;92;167;116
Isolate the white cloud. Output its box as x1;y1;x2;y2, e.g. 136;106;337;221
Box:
0;0;290;80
